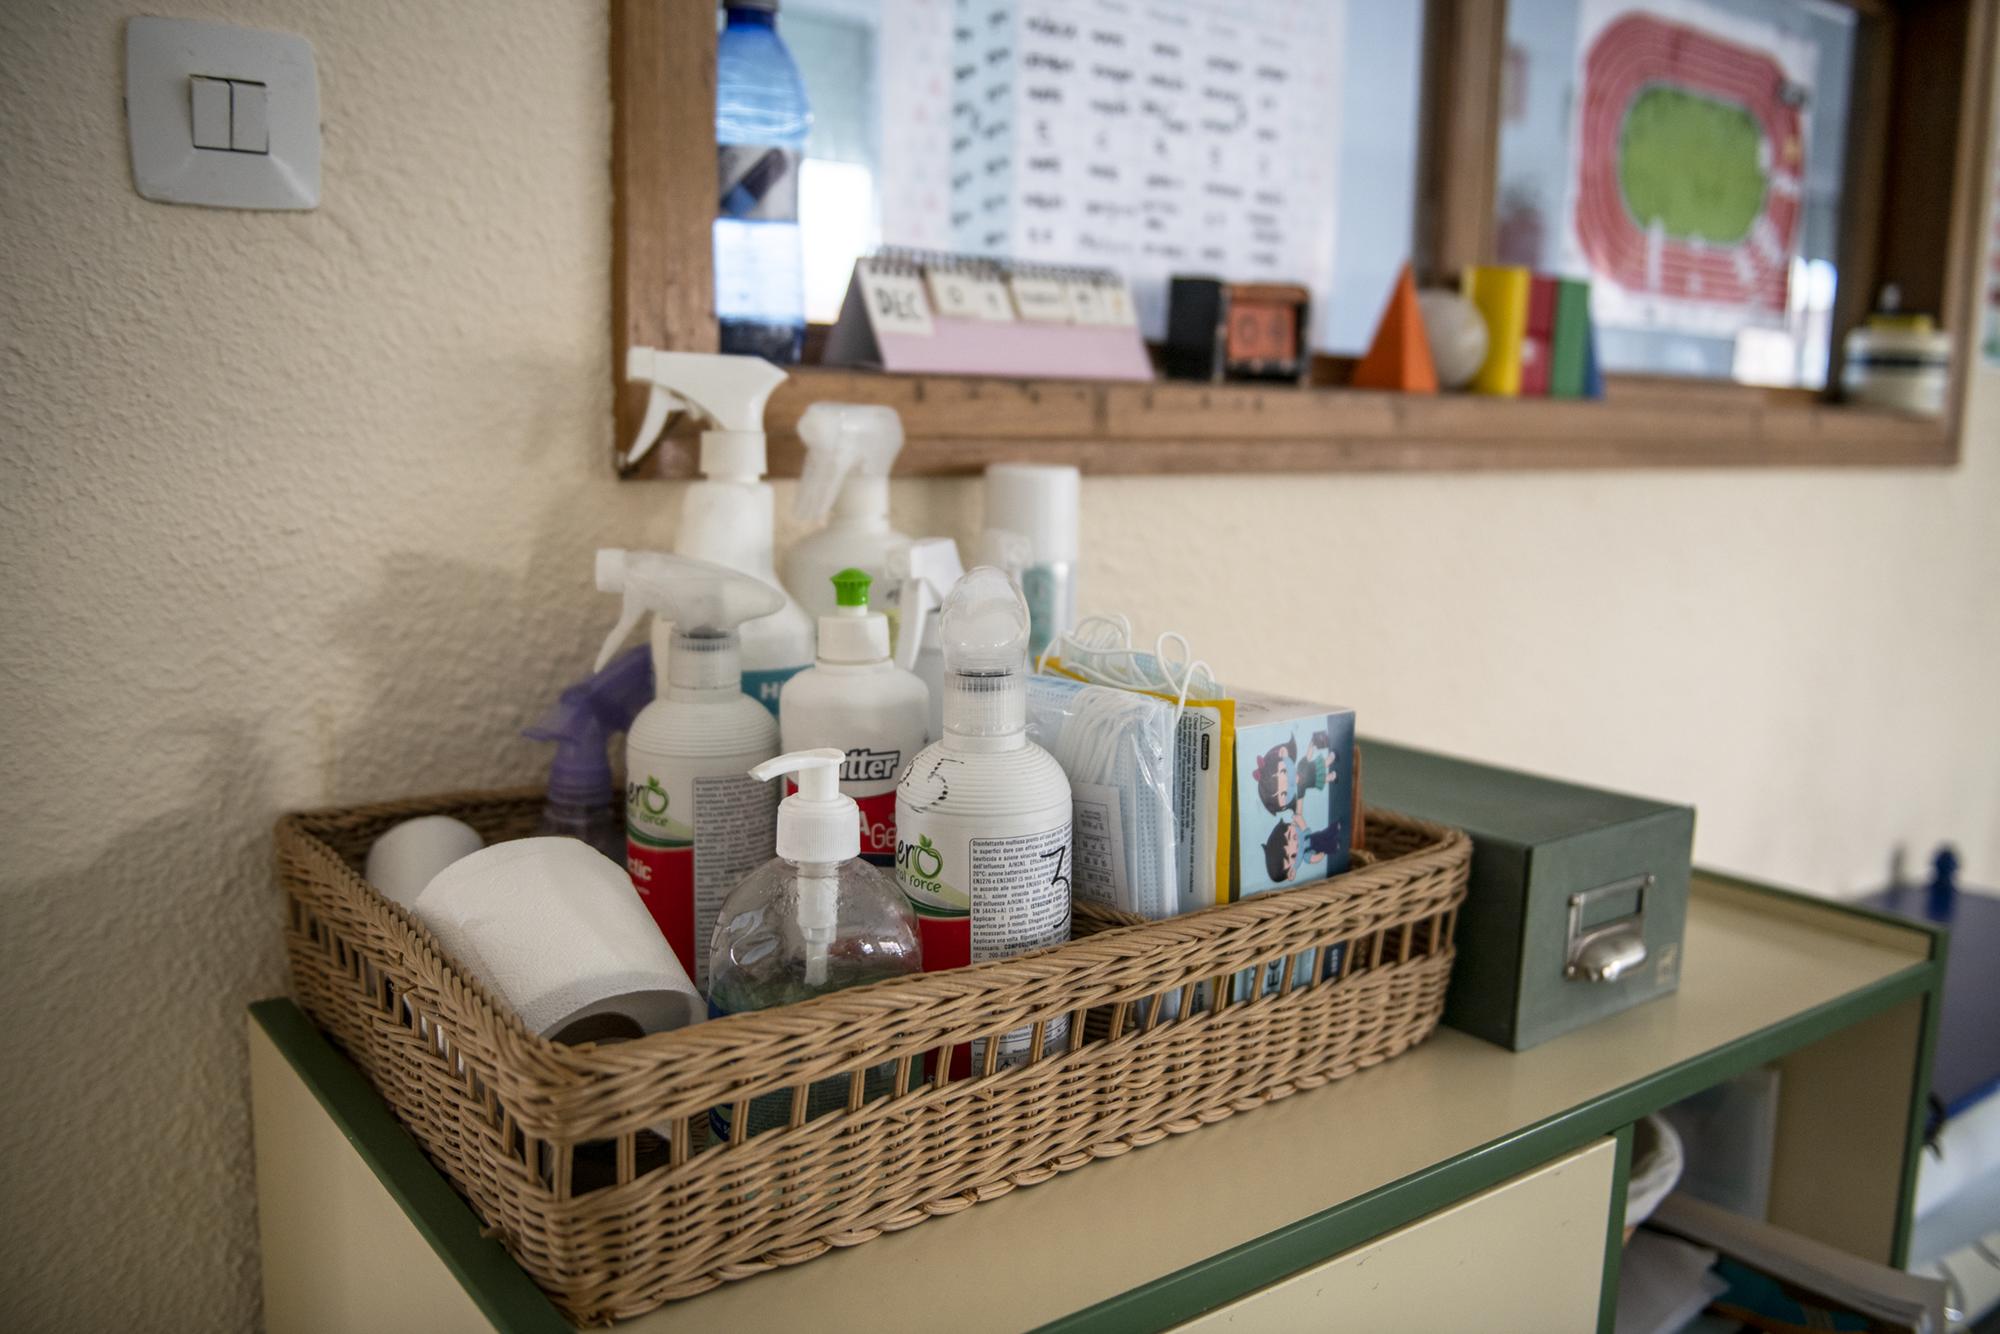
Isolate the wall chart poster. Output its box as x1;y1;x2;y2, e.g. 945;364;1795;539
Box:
882;0;1343;340
1562;0;1817;337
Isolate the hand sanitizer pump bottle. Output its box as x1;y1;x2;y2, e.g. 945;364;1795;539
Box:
895;567;1073;1074
778;569;929;868
708;748;923;1138
782;403;912;631
596;549;782;988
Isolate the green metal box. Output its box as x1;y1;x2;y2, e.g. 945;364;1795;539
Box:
1361;740;1694;1050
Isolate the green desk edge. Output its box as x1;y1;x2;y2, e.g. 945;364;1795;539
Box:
249;874;1945;1334
248;1000;573;1334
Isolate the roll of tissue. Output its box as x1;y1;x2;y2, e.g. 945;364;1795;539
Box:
411;837;702;1040
366;815;486;907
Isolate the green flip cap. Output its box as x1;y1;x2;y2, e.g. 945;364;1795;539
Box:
831;568;872;608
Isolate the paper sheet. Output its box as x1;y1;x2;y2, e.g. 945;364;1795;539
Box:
881;0;1344;341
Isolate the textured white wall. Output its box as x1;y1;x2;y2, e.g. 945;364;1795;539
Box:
0;2;1994;1329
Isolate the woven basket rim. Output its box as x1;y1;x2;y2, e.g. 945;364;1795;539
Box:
279;796;1464;1075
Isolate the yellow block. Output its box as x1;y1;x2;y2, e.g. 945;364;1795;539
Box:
1465;265;1531;397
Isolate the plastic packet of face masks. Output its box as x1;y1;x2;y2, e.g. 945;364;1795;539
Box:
1043;649;1232;913
1025;674;1180;921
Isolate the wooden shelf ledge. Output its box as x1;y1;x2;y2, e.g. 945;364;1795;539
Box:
622;367;1955;478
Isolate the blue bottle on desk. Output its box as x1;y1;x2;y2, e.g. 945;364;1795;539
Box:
715;0;810;364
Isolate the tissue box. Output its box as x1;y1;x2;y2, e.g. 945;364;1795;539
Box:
1230;692;1357;898
1360;740;1694;1050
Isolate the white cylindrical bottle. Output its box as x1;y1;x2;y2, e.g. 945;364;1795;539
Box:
779;569;929;869
984;463;1080;664
895;566;1072;1075
598;550;781;990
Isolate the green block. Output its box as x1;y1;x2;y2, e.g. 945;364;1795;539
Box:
1362;739;1693;1050
1550;280;1590;398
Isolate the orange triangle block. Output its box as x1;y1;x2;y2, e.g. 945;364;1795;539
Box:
1351;264;1438;393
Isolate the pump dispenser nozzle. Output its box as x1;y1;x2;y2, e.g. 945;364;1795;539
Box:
750;747;854;984
595;549;785;689
620;347;788;475
793;403;905;524
940;566;1032;742
816;567;891;664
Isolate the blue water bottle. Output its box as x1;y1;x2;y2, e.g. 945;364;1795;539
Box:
715;0;811;364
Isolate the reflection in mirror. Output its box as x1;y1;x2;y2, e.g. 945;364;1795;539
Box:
1495;0;1857;388
776;0;1422;355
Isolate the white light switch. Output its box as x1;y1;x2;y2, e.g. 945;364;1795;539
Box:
229;80;269;153
189;75;231;149
126;17;319;210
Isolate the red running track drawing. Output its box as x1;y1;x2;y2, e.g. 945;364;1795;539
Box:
1575;11;1805;317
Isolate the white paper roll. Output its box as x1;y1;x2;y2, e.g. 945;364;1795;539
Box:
366;815;485;907
411;837;702;1039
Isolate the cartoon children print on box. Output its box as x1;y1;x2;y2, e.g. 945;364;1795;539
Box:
1232;695;1356;899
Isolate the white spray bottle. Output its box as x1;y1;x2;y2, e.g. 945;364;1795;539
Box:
596;548;782;988
782;403;912;632
621;347;816;718
895;566;1072;1074
779;569;929;868
892;536;966;742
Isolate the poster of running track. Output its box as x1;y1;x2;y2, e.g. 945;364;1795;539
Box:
1563;0;1817;336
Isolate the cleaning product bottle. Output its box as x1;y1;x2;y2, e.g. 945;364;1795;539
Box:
596;548;783;987
619;347;816;717
782;403;912;631
892;536;966;741
708;748;922;1136
895;566;1072;1074
715;0;811;364
779;569;928;868
522;643;655;862
984;463;1081;662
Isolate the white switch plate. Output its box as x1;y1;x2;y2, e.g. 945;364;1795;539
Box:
125;17;319;210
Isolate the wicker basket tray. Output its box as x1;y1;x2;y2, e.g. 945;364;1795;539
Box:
277;790;1469;1325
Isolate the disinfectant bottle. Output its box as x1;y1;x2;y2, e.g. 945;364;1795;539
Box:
892;536;966;741
708;748;922;1137
895;566;1072;1073
596;548;783;988
782;403;912;631
618;347;816;718
779;569;928;868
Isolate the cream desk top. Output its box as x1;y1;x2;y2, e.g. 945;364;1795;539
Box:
250;873;1943;1333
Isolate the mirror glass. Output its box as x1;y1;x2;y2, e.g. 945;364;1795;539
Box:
775;0;1424;355
1494;0;1858;388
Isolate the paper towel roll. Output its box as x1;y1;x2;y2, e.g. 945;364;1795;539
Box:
366;815;485;907
411;837;702;1039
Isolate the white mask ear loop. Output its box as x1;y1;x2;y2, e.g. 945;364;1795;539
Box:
1038;616;1215;722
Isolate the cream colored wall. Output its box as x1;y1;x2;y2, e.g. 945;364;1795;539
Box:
0;1;1992;1328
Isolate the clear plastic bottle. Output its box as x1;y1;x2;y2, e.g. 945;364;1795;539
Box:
709;750;922;1137
715;0;811;364
594;550;784;990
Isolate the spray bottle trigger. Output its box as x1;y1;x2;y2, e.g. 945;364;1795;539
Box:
619;383;685;474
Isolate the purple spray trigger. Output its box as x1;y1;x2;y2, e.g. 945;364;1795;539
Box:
523;644;654;805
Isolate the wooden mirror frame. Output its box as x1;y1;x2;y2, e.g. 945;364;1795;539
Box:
612;0;1995;478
